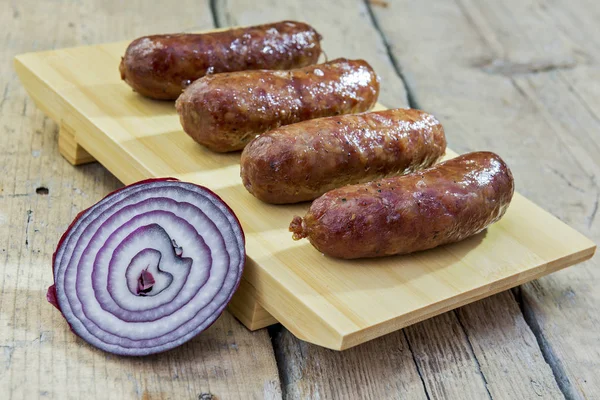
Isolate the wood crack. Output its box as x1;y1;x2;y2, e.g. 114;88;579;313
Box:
209;0;221;28
557;71;600;137
547;167;585;194
402;330;432;400
513;287;575;400
363;0;418;108
1;345;15;374
267;325;287;400
0;84;8;111
24;210;32;248
479;59;577;76
589;192;599;229
453;310;494;400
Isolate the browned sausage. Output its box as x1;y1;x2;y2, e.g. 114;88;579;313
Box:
240;108;446;204
176;58;380;152
119;21;322;100
290;152;514;259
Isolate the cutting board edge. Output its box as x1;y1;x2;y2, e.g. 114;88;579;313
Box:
338;243;595;350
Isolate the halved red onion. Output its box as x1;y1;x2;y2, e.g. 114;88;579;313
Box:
47;178;245;356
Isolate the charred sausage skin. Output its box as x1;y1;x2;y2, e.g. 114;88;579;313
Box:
290;152;514;259
119;21;322;100
241;109;446;204
176;58;380;152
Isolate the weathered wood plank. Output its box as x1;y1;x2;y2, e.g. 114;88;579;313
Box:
0;1;281;399
456;292;563;399
404;313;492;399
513;54;600;400
370;0;600;398
272;327;428;400
214;0;408;108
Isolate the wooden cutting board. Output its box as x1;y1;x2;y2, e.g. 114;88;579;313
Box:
14;37;596;351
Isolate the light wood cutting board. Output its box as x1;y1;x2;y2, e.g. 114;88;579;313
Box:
14;35;596;350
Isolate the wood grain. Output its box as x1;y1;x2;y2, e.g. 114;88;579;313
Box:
404;313;492;399
456;292;563;399
0;1;281;399
369;0;600;398
272;326;429;399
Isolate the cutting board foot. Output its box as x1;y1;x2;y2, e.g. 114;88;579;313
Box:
58;123;96;165
228;278;279;330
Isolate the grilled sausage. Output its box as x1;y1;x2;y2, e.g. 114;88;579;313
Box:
241;108;446;204
119;21;322;100
290;152;514;259
175;58;380;152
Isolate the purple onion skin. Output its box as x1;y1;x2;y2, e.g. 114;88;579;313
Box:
48;178;246;356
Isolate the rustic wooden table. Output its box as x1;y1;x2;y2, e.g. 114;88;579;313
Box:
1;0;598;399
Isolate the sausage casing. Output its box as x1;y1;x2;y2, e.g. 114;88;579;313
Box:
290;152;514;259
241;109;446;203
119;21;322;100
175;58;380;152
